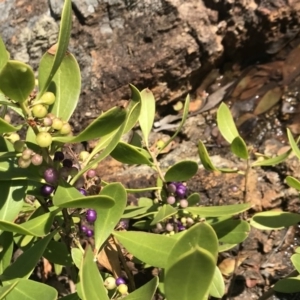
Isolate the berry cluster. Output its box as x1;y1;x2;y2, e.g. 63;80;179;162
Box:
80;209;97;237
104;277;128;296
166;182;188;208
17;146;43;169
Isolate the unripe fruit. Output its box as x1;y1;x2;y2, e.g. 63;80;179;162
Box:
166;223;174;232
31;154;43;166
22;148;33;160
51;118;63;130
117;284;128;295
104;277;116;290
86;169;96;179
179;199;189;208
32;104;48;118
43;117;53;127
41;184;55;197
18;157;31;168
40;92;56;105
44;167;59;184
59;166;70;180
59;122;72;135
74;176;85;188
167;196;176;205
14;140;25;152
79;151;89;161
7;133;20;143
86;209;97;223
4;114;11;123
69;166;78;177
36;132;52;148
167;183;177;193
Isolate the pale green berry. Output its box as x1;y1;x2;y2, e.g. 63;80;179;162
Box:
104;277;116;290
7;133;20;143
59;122;72;135
118;284;128;295
36;132;52;148
22;148;33;160
14;140;25;152
51;118;63;130
32;104;48;118
18;157;31;168
79;151;89;161
40;92;56;105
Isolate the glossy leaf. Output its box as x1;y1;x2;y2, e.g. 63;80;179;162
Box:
0;280;19;299
113;231;176;268
186;203;251;217
53;181;115;210
287;128;300;160
0;231;55;281
0;36;8;72
38;51;80;121
110;142;153;165
0;61;35;103
52;106;126;143
217;102;239;143
124;276;158;300
218;243;237;252
252;149;291;167
38;0;72;96
164;160;198;182
159;94;190;154
198;140;218;171
212;219;250;244
94;183;127;253
291;253;300;273
3;279;57;300
79;246;109;300
230;136;248;159
43;240;73;266
150;204;177;225
187;193;200;206
139;88;155;147
165;223;218;300
209;267;225;298
274;277;300;293
71;248;83;269
0;118;22;133
0;232;13;273
286;176;300;191
251;211;300;230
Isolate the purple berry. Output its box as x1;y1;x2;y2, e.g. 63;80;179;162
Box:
81;225;88;232
86;229;94;237
86;169;96;179
54;151;64;161
78;188;87;196
167;183;177;193
86;209;97;223
44;167;59;184
119;219;129;229
62;159;73;168
176;186;187;198
41;184;55;197
178;225;186;231
116;277;126;286
167;196;176;205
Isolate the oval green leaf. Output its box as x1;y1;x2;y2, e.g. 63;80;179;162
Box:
0;61;35;103
110;142;153;165
252;149;291;167
274;277;300;293
286;176;300;191
209;267;225;298
44;240;73;266
230;136;248;159
164;160;198;182
124;277;158;300
198;140;218;171
291;253;300;273
287;128;300;161
217;102;239;143
113;231;176;268
0;36;8;72
150;204;177;225
187;193;200;206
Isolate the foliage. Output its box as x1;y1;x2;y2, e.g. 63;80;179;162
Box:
0;1;300;299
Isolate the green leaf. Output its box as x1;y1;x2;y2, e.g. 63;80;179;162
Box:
43;240;73;266
287;128;300;160
138;88;155;147
186;203;251;217
0;232;13;273
79;246;109;300
110;142;153;165
38;0;72;96
94;183;127;252
124;277;158;300
209;267;225;298
217;103;239;143
250;211;300;230
0;118;22;133
252;149;291;167
158;94;190;154
113;231;176;268
150;204;177;225
165;223;218;300
291;253;300;273
164;160;198;182
0;231;56;281
0;61;35;103
2;279;57;300
0;180;26;222
0;36;8;72
218;243;237;252
286;176;300;191
212;219;250;244
53;181;115;210
52;106;127;143
230;136;248;159
198;140;218;171
71;248;83;269
38;51;81;121
274;277;300;293
0;280;19;300
187;193;200;206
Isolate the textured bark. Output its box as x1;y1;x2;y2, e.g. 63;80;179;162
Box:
1;0;300;131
